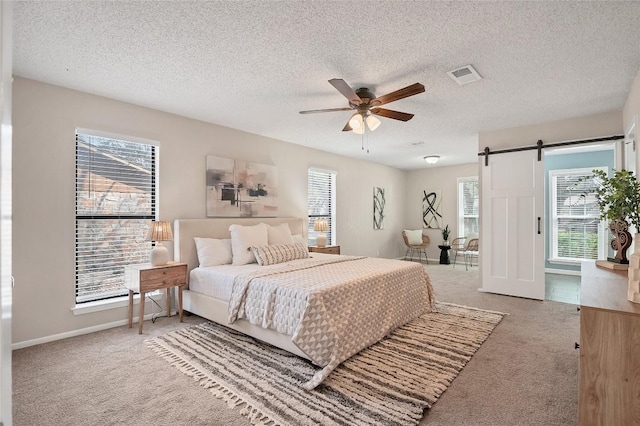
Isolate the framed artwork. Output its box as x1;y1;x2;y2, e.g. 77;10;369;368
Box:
373;187;385;230
422;189;442;229
206;155;278;217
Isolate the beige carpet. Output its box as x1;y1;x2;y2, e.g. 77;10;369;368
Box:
146;302;505;426
12;264;580;425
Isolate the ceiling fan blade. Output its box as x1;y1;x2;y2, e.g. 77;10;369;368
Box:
299;107;353;114
370;83;425;106
371;108;415;121
329;78;362;106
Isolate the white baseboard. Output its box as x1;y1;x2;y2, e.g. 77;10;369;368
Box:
545;268;581;276
12;309;176;350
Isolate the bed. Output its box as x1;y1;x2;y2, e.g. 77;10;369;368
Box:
174;217;435;389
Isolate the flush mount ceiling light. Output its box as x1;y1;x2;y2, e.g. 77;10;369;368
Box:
423;155;440;164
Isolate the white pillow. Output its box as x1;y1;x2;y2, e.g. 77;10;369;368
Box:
404;229;424;245
292;233;306;246
229;223;269;265
267;223;294;245
194;237;232;267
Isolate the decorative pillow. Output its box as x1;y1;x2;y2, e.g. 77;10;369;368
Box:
292;233;306;246
267;223;294;245
404;229;424;245
251;242;309;266
229;223;269;265
194;237;233;267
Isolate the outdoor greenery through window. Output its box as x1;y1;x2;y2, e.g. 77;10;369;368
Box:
307;168;336;246
549;167;606;262
457;177;479;238
75;132;156;303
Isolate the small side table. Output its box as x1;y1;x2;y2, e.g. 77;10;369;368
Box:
124;262;188;334
308;245;341;255
438;245;451;265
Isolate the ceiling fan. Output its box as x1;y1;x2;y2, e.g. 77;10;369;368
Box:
299;78;425;134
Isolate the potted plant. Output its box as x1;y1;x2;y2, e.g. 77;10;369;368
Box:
591;169;640;263
441;225;450;246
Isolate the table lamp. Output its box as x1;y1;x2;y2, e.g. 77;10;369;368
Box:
314;218;328;248
146;221;173;266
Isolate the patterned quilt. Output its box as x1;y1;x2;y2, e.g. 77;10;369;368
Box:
228;256;435;389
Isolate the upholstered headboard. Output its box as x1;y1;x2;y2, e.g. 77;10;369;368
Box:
174;217;305;276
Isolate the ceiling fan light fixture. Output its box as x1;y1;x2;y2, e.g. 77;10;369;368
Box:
366;114;381;131
424;155;440;164
348;113;363;130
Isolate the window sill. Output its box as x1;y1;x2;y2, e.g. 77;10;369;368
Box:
548;258;584;266
71;291;160;316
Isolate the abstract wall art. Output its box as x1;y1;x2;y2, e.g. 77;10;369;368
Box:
206;155;278;217
373;187;385;230
422;189;442;229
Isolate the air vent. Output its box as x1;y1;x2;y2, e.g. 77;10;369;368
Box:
447;65;482;86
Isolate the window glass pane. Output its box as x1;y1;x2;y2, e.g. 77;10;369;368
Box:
308;169;335;245
75;132;156;303
551;168;604;261
458;177;479;238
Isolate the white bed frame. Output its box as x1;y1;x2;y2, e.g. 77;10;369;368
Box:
173;217;310;360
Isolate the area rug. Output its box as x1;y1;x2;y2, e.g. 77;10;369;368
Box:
146;302;505;426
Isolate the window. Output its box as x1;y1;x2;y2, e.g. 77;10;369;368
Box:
549;167;606;262
307;168;336;246
75;131;156;303
457;177;479;238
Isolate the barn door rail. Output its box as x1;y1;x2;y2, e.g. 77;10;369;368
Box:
478;135;624;166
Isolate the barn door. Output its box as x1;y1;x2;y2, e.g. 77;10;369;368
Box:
480;150;545;300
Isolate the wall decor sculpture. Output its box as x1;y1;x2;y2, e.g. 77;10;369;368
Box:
206;155;278;217
422;189;442;229
373;187;385;230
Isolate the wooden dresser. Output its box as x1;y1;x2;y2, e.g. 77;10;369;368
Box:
579;261;640;425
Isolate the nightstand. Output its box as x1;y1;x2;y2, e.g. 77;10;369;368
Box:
308;245;341;255
124;262;188;334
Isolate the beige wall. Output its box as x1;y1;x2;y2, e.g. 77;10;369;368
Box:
12;77;409;344
478;110;623;151
405;163;479;260
624;69;640;166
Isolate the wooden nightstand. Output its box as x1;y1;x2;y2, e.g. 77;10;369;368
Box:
124;262;188;334
308;245;340;255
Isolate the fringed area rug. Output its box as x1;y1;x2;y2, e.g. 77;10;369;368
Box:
146;302;505;426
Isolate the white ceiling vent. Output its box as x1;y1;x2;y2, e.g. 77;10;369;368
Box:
447;65;482;86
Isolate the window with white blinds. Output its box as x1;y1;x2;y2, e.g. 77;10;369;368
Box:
307;168;336;245
550;167;606;262
457;177;479;238
75;132;156;303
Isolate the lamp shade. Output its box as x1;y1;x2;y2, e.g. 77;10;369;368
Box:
348;113;363;131
423;155;440;164
314;218;328;232
366;114;381;131
146;221;173;266
146;221;173;242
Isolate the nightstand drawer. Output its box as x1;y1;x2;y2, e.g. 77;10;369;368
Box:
139;265;186;291
309;245;340;255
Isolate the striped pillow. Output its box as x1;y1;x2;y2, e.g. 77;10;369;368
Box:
251;242;309;266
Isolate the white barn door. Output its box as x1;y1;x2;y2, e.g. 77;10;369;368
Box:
481;150;545;300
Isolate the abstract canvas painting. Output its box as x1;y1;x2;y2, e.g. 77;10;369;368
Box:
206;155;278;217
373;187;385;230
422;189;442;229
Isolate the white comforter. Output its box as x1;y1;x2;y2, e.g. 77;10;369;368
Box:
228;256;434;389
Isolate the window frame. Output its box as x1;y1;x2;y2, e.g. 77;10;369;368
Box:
457;176;479;238
548;167;607;264
307;167;336;246
75;129;158;304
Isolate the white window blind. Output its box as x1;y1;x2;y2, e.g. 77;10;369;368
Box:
307;168;336;245
75;132;156;303
550;168;605;262
457;177;479;238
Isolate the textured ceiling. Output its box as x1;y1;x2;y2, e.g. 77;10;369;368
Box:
12;1;640;170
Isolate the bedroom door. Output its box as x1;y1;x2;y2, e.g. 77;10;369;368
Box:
0;3;12;425
480;149;545;300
